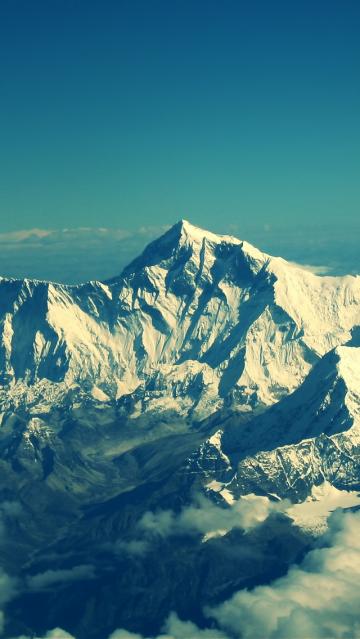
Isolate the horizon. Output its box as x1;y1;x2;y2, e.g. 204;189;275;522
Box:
0;217;359;284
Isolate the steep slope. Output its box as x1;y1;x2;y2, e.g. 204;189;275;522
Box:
0;220;359;418
192;344;360;501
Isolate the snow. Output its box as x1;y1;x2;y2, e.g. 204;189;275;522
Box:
0;219;360;421
180;219;243;247
220;488;235;505
206;480;224;492
287;482;360;535
2;220;360;553
208;431;231;466
337;346;360;397
91;386;110;402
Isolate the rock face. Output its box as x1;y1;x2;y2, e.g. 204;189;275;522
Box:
191;344;360;503
1;221;360;639
0;219;359;417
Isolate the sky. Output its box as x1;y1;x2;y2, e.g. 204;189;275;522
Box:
0;224;359;283
0;0;359;237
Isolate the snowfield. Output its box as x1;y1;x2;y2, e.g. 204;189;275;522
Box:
0;220;359;419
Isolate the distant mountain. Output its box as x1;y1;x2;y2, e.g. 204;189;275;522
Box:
1;220;359;419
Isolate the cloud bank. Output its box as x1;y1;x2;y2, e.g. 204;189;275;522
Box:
139;493;288;540
211;509;360;639
8;508;360;638
115;493;289;557
108;613;225;638
109;509;360;639
0;222;358;284
0;226;170;284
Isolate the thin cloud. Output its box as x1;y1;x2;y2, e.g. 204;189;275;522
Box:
0;222;358;284
0;226;170;284
289;261;333;275
0;568;18;636
0;229;52;243
27;565;96;590
12;630;76;639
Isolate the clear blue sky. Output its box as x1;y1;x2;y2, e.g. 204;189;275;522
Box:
0;0;359;232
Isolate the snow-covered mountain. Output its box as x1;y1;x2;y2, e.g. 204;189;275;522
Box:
191;343;360;502
0;219;359;418
1;221;360;639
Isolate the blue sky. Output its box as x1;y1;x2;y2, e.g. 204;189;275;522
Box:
0;0;359;234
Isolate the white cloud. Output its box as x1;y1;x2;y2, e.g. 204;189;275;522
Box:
0;226;170;284
0;502;22;517
119;493;288;557
0;501;23;541
114;539;150;557
108;612;225;638
42;631;76;639
0;569;17;607
160;613;226;638
210;509;360;639
27;565;95;590
108;631;145;639
107;509;360;639
0;568;18;635
139;493;288;540
6;498;360;639
13;630;76;639
289;261;332;275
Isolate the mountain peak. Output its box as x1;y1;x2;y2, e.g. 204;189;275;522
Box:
121;219;268;278
0;217;359;422
176;218;241;246
175;220;272;268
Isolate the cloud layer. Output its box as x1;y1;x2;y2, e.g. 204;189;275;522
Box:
0;226;169;284
211;509;360;639
7;508;360;638
108;509;360;639
13;630;76;639
115;493;289;557
139;493;287;540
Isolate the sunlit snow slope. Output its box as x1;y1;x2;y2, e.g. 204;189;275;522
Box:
192;344;360;503
0;220;359;417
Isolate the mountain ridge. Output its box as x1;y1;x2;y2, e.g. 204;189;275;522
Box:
1;222;360;639
0;220;359;419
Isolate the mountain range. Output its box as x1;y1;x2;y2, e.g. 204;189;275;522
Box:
0;220;360;639
1;220;359;416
